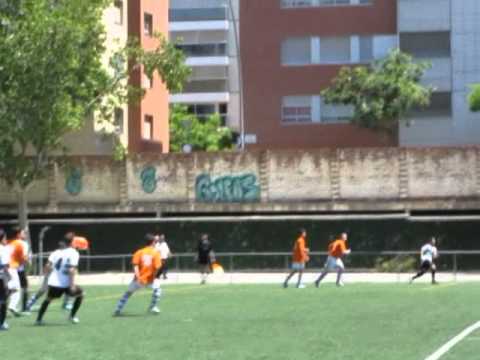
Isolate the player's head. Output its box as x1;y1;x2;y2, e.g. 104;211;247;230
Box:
430;237;436;246
201;233;209;242
299;228;307;237
58;241;67;249
145;233;156;246
159;234;166;242
10;225;25;240
64;232;76;246
340;232;348;241
0;228;6;244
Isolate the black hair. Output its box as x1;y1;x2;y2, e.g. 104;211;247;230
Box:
0;228;5;240
9;225;22;239
298;228;307;236
64;232;76;244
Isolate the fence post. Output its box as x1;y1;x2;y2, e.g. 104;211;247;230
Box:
175;256;180;271
229;254;234;272
121;256;126;273
453;253;457;282
284;255;289;270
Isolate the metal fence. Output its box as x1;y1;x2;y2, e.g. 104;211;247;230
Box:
30;250;480;276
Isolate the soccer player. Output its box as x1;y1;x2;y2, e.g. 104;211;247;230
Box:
7;226;29;316
35;232;84;325
155;234;172;280
410;237;439;285
25;241;66;312
0;229;11;330
197;234;214;285
283;228;309;289
114;234;162;316
314;232;351;287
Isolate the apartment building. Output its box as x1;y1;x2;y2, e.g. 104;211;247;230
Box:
239;0;480;149
169;0;241;135
398;0;480;146
66;0;170;155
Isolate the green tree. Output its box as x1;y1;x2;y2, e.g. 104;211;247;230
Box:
468;84;480;112
0;0;190;234
169;105;234;152
322;49;432;135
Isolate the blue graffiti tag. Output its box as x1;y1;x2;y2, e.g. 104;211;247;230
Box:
195;173;260;203
141;166;158;194
65;168;82;196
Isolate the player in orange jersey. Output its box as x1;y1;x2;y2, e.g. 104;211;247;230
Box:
7;226;30;316
114;234;162;316
283;228;310;289
314;232;351;287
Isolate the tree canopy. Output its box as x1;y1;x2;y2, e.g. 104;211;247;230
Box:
0;0;190;228
321;49;432;134
169;105;234;153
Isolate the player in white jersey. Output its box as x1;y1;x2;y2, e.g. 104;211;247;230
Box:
155;234;172;280
0;229;11;330
35;232;84;325
410;237;438;284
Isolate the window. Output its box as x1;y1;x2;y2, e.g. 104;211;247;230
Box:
282;96;312;123
144;13;153;36
143;115;153;139
281;0;372;8
359;36;374;62
114;108;124;134
321;99;353;123
320;37;351;63
114;1;123;25
143;74;153;89
409;92;452;118
281;38;311;65
400;32;451;59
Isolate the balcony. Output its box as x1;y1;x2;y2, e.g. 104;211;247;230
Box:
169;8;227;22
170;93;230;104
182;80;228;93
398;0;451;32
185;56;229;67
176;43;227;57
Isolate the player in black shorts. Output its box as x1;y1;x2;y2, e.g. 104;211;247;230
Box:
197;234;215;284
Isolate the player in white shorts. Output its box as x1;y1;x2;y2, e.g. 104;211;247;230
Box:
35;232;84;325
410;237;438;285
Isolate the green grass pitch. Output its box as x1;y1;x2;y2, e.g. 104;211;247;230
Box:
2;283;480;360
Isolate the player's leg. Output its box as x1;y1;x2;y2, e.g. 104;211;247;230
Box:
7;269;21;316
335;259;345;287
431;263;437;284
411;261;429;282
296;269;305;288
162;259;169;279
26;275;48;311
315;256;333;287
36;287;62;325
148;279;162;313
200;264;209;284
19;270;29;312
0;279;8;330
114;280;140;315
283;269;297;288
68;286;84;323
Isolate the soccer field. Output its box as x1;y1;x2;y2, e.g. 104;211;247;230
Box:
3;283;480;360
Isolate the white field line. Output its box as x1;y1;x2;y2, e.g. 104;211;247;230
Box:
425;321;480;360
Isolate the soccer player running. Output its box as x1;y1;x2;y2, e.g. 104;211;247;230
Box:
0;229;11;330
197;234;215;285
114;234;162;316
314;232;351;287
410;237;439;285
283;228;309;289
35;232;84;325
7;226;29;316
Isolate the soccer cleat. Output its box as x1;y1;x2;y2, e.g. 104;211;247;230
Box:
296;284;306;289
336;281;345;287
113;310;122;317
34;320;45;326
314;280;320;288
432;280;439;285
283;282;288;288
0;323;9;331
149;306;160;314
69;316;80;324
62;303;73;311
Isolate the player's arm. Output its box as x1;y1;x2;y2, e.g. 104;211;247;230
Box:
68;266;78;290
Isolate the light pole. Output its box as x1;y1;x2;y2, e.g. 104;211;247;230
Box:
227;0;245;150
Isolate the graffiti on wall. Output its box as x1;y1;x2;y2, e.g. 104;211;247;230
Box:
65;168;83;196
140;166;158;194
195;173;260;203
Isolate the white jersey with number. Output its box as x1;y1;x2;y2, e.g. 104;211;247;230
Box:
0;244;12;268
420;244;438;263
47;247;80;288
